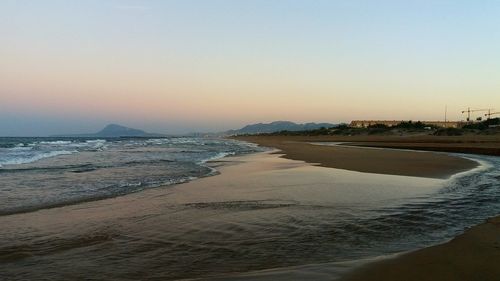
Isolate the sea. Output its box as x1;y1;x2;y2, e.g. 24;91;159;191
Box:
0;137;261;215
0;137;499;280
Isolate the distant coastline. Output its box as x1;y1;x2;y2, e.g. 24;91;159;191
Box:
51;124;168;138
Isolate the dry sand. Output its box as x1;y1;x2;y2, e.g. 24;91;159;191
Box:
235;135;479;179
238;134;500;155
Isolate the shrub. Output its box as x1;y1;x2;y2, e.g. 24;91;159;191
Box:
434;128;463;136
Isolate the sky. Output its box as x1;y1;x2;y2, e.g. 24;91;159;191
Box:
1;0;500;136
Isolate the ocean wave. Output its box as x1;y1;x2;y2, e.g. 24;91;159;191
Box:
0;163;99;174
0;174;204;216
8;146;33;152
199;152;236;164
0;150;77;167
147;137;212;146
0;137;262;215
0;139;111;168
69;139;107;150
38;140;73;145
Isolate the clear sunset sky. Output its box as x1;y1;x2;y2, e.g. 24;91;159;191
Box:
1;0;499;136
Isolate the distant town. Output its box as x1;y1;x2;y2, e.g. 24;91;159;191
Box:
351;108;499;128
350;120;463;128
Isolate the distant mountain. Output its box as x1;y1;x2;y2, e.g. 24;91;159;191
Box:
224;121;337;135
96;124;149;137
52;124;167;137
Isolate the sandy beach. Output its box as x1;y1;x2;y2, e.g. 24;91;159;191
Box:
340;216;500;281
1;138;499;280
235;135;480;178
4;1;500;280
237;135;500;156
2;151;451;280
234;135;500;281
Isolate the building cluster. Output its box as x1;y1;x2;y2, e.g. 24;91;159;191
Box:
349;120;464;128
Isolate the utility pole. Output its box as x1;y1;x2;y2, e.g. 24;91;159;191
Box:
445;105;447;122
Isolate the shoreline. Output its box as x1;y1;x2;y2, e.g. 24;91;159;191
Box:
2;145;498;280
236;135;500;156
344;142;500;156
232;135;500;281
312;141;491;180
338;216;500;281
234;136;478;179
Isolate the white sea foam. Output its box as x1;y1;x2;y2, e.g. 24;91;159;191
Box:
38;140;73;145
199;152;236;164
84;139;107;150
0;137;262;216
0;139;112;167
9;146;33;152
0;150;76;167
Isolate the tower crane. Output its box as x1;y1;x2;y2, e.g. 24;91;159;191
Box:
485;111;500;119
461;108;493;121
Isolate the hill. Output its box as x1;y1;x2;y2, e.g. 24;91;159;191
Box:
52;124;167;137
224;121;337;135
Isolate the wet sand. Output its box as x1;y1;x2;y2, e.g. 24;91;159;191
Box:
340;216;500;281
235;136;478;179
0;151;456;280
236;135;500;156
1;147;498;280
345;141;500;156
234;135;500;281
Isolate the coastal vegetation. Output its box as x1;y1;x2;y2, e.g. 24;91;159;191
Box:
238;118;500;137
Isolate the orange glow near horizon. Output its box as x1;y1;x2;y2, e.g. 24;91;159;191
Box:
1;1;499;135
